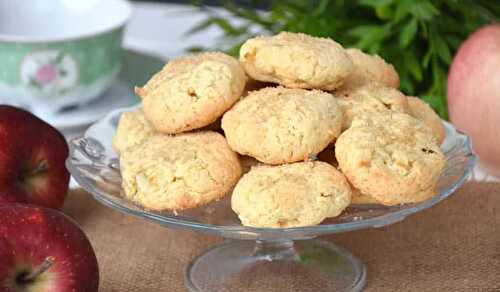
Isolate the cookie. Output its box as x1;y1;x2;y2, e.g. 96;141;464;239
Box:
240;32;354;90
342;48;400;89
136;52;247;134
336;82;409;130
120;131;242;211
112;108;155;155
222;87;343;164
335;112;445;205
351;186;436;205
407;96;445;144
231;161;352;228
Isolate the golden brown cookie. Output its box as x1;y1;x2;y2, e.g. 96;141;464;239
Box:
336;82;409;130
342;48;400;89
407;96;446;144
120;131;242;211
231;161;352;228
351;186;435;205
222;87;343;164
112;108;155;155
335;112;445;205
240;32;354;90
137;52;247;134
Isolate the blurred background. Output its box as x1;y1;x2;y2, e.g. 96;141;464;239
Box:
134;0;269;7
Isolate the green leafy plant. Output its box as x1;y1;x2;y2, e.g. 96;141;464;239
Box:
187;0;500;119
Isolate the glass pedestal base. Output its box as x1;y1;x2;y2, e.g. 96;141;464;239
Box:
185;239;366;292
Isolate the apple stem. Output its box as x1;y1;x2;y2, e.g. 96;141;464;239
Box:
22;256;55;282
24;160;49;178
17;161;49;189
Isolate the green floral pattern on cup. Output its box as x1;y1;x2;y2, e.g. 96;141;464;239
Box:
0;28;124;112
0;28;123;86
21;50;79;97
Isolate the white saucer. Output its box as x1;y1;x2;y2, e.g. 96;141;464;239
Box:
39;80;135;129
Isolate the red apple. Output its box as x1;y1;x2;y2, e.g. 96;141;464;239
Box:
0;105;70;208
0;204;99;292
447;24;500;177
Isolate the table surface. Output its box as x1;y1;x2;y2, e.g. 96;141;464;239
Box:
64;182;500;291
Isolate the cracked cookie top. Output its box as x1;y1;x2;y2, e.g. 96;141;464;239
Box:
231;161;352;228
136;52;247;134
120;131;241;211
221;87;343;164
239;32;354;90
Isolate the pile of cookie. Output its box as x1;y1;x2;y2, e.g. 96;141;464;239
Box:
113;32;446;228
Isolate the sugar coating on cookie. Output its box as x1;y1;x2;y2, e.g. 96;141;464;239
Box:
120;131;242;211
222;87;343;164
240;32;354;90
407;96;445;144
231;161;352;228
112;108;155;155
342;48;400;90
335;112;445;205
137;52;247;134
336;82;409;130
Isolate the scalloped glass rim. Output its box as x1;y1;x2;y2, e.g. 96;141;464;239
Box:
67;104;477;240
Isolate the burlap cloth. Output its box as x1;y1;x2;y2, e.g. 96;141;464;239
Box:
63;182;500;292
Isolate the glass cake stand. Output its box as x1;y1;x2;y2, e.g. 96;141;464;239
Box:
67;105;476;292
